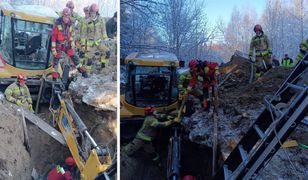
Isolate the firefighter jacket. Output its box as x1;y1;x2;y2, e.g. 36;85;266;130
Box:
80;16;107;49
51;18;74;52
178;72;192;95
4;82;32;106
136;115;172;142
281;57;293;68
249;33;272;57
296;39;308;61
187;61;219;90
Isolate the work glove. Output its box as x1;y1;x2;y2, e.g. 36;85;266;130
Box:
52;49;57;56
16;99;23;106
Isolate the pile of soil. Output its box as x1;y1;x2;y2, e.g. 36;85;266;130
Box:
183;56;308;179
0;102;31;180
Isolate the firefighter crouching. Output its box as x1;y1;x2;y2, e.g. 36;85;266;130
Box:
4;74;34;112
123;106;175;161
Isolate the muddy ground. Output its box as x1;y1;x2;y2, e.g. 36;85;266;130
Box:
0;97;116;179
121;57;307;179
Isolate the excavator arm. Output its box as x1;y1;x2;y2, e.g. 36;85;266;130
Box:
50;77;113;179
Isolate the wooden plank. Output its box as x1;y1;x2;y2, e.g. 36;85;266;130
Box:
22;108;66;145
20;109;31;156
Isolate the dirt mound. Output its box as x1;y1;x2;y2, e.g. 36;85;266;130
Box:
183;57;308;178
0;102;31;180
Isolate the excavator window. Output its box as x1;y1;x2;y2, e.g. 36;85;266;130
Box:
12;18;52;70
125;65;178;107
0;15;13;64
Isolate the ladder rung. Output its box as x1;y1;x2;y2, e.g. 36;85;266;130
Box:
253;125;266;139
287;83;305;92
264;98;283;117
223;165;232;179
239;145;249;166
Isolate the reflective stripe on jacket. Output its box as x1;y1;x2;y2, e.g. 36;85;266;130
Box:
281;58;293;68
136;116;171;141
249;34;271;56
4;82;32;104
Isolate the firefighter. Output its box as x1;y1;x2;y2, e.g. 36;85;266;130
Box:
185;59;219;111
4;74;33;112
51;8;88;78
178;59;203;116
201;60;219;110
281;54;293;68
249;24;272;78
80;3;109;72
296;39;308;62
65;1;81;27
47;157;76;180
124;106;174;161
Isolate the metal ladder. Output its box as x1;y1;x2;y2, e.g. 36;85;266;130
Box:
213;54;308;180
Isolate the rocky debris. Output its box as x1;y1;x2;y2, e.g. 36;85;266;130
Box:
182;56;308;178
69;63;117;112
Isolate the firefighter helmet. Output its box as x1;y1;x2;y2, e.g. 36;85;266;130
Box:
254;24;262;32
144;106;156;115
62;8;71;17
17;74;27;85
17;74;26;81
66;1;74;9
65;157;76;167
90;3;99;13
188;59;199;71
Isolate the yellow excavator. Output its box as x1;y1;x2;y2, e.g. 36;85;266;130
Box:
120;51;184;141
0;3;115;179
0;2;57;103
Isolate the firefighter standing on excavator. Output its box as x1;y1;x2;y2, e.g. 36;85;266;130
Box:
51;8;88;78
249;24;272;78
4;74;34;112
79;3;110;72
124;106;174;161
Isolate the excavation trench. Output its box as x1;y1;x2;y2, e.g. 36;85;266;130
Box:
120;126;222;180
0;99;116;179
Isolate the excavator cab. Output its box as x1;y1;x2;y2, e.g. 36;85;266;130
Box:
121;51;180;141
0;3;58;102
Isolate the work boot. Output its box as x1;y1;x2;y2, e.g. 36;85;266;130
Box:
77;66;89;78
